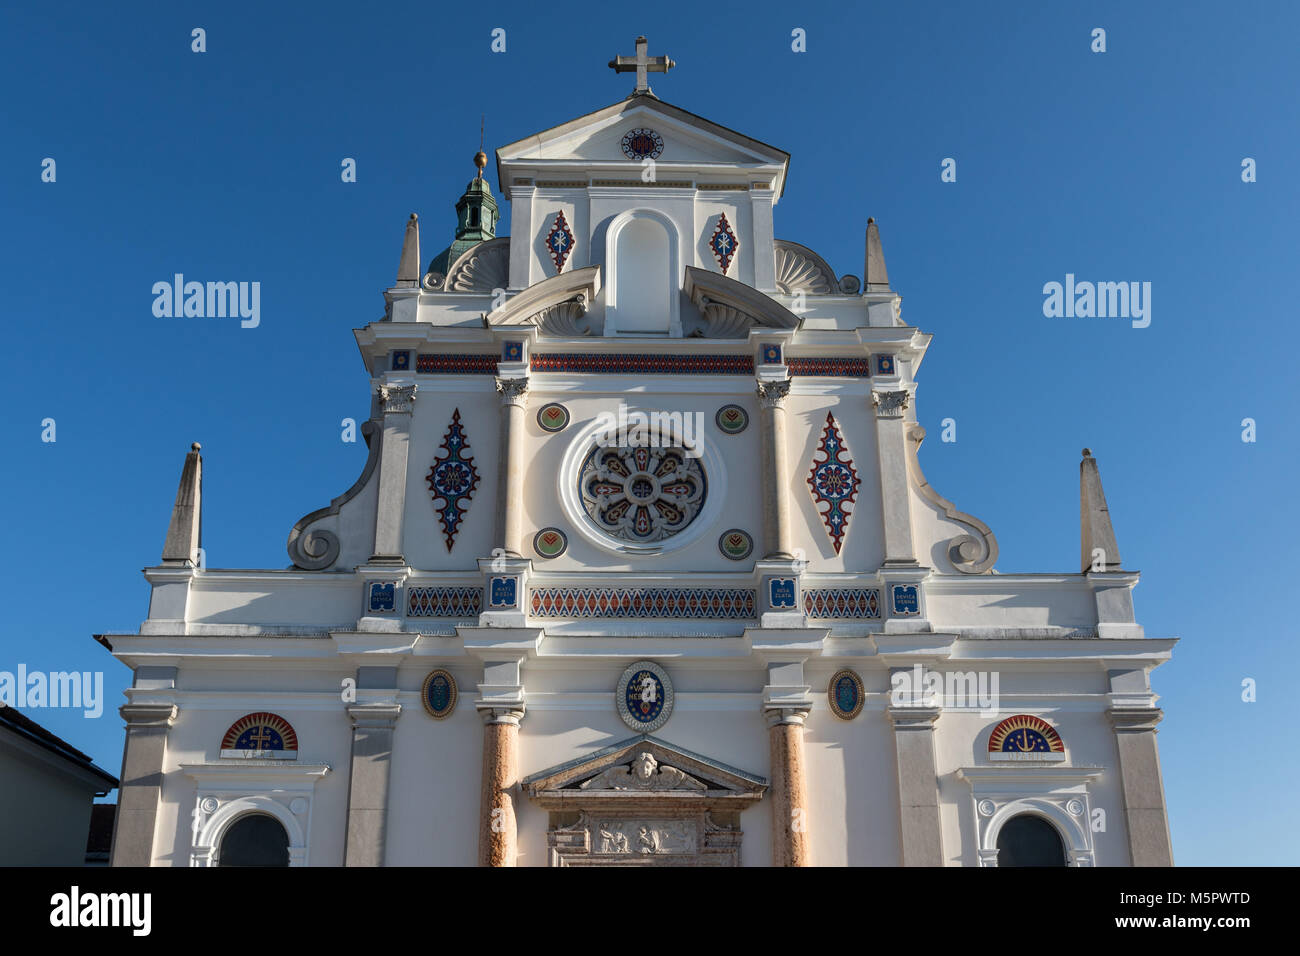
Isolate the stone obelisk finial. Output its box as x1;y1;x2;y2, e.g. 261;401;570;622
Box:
161;442;203;567
864;217;890;291
1080;448;1122;572
395;213;420;288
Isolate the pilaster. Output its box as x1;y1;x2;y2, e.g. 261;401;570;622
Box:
370;383;417;563
110;702;178;867
871;388;919;568
886;691;944;867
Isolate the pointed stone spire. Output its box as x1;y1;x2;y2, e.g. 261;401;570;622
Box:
396;213;420;288
864;218;890;291
162;442;203;567
1080;448;1122;572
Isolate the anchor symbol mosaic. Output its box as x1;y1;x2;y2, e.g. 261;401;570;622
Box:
709;212;738;275
546;210;575;274
988;714;1065;755
807;411;860;553
427;408;479;550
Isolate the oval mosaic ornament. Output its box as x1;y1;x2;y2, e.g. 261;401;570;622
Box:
621;127;664;160
422;669;458;719
533;527;568;559
828;669;864;720
616;660;674;733
718;529;753;561
537;402;570;432
715;404;749;435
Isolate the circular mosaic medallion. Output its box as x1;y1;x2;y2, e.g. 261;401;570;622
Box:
718;529;753;561
533;527;568;559
621;127;664;160
617;660;674;733
537;402;570;432
422;669;458;719
715;404;749;435
828;669;864;720
579;443;706;543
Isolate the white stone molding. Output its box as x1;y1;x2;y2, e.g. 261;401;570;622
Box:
956;767;1102;867
904;422;999;574
871;389;910;419
181;762;331;867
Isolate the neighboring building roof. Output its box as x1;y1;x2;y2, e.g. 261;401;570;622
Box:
0;704;119;791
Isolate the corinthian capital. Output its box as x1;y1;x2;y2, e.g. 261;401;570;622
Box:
871;389;909;419
379;384;417;414
756;380;791;409
495;376;530;407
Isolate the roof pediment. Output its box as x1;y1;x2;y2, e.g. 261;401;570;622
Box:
523;734;767;811
496;96;790;197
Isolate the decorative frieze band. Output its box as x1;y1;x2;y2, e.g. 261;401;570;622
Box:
803;588;882;619
530;587;756;619
530;354;754;375
416;354;499;374
407;587;483;617
787;357;873;377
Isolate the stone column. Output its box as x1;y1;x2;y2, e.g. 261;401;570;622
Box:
766;706;811;866
478;707;524;866
343;701;402;867
887;704;944;866
1109;707;1174;866
495;377;529;557
757;380;793;559
872;390;919;567
110;703;177;867
371;384;417;563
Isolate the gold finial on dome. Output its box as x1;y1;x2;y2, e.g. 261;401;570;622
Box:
474;114;487;179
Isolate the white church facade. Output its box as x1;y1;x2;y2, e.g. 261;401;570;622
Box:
104;39;1175;867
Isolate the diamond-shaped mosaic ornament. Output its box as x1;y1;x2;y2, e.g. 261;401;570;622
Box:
427;408;479;550
807;412;860;554
546;211;575;273
709;213;739;274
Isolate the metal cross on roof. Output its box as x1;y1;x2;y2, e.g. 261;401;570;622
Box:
608;35;675;97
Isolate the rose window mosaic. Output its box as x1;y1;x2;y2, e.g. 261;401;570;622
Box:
578;443;706;543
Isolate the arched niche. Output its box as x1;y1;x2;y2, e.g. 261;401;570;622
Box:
604;209;681;337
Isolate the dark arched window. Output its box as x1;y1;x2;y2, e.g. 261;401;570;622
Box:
219;813;289;867
996;814;1066;867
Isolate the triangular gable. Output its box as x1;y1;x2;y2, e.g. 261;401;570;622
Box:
496;97;790;197
523;734;767;798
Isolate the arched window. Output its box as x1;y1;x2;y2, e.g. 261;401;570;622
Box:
996;814;1067;867
218;813;290;867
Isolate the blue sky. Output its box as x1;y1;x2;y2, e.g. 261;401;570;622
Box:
1;1;1295;865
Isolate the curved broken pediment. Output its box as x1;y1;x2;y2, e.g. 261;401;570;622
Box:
484;265;602;336
683;266;801;339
